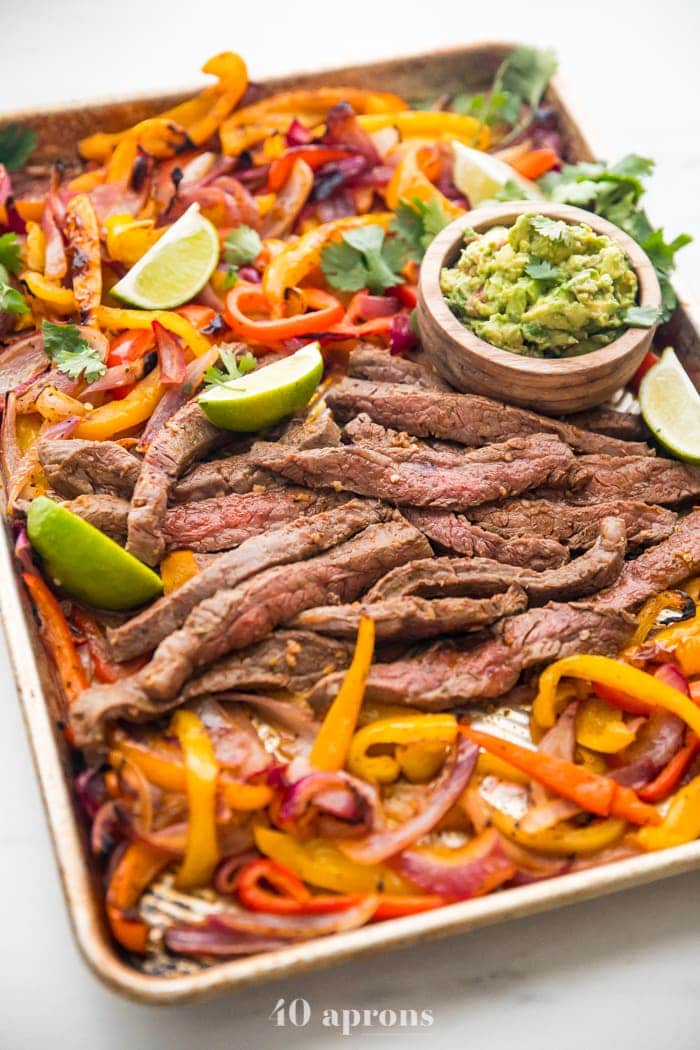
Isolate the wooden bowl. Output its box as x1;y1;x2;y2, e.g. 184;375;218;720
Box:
417;201;661;414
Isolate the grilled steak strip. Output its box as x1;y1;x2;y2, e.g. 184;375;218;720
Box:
595;508;700;611
184;630;352;699
564;455;700;506
405;508;569;570
126;400;227;565
65;493;130;542
347;346;449;390
38;438;141;498
343;415;467;466
309;603;634;711
465;498;677;550
249;433;575;510
368;517;627;604
291;585;527;641
108;499;389;661
326;378;653;457
72;519;431;744
567;406;647;442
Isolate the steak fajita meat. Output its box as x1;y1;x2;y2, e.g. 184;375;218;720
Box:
72;519;431;744
563;455;700;506
248;433;575;510
326;378;653;457
126;400;227;565
343;415;472;467
38;438;141;498
308;603;634;711
184;630;352;698
595;508;700;611
368;517;627;604
65;493;130;542
346;346;449;390
405;508;569;570
291;585;527;641
465;498;677;550
567;406;647;442
108;499;390;661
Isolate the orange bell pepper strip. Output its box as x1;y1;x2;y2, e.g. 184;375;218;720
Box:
638;736;700;803
459;725;660;826
509;147;560;180
175;304;218;331
591;681;655;717
224;283;344;343
170;709;220;889
372;894;447;920
235;858;362;915
160;550;200;594
75;367;163;440
385;144;463;218
635;775;700;851
63;194;102;323
310;615;376;772
22;573;87;704
106;841;171;953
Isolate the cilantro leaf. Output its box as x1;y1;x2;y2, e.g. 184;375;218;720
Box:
493;46;557;111
321;224;405;293
0;279;27;314
224;225;263;268
41;321;107;382
525;257;559;280
0;233;22;275
391;197;451;263
0;123;37;171
452;89;520;126
203;346;257;390
530;215;571;242
622;305;661;327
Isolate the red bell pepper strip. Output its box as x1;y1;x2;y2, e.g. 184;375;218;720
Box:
235;859;362;914
106;329;155;399
593;681;654;717
639;735;700;802
22;573;87;704
71;607;147;684
175;304;218;331
510;147;560;180
268;146;354;192
372;894;447;920
392;284;418;309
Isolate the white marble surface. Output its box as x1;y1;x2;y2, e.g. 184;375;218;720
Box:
1;2;699;1046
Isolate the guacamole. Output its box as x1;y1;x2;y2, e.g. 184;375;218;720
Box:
440;213;639;357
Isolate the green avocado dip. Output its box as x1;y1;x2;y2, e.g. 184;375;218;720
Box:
440;213;640;357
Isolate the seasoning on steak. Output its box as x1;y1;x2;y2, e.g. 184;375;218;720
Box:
292;585;527;641
343;415;466;466
405;508;569;570
465;498;677;550
72;519;431;744
38;438;141;498
249;433;575;510
126;400;228;565
308;603;634;711
595;508;700;611
567;406;647;442
326;378;653;457
564;455;700;506
347;346;449;390
108;499;390;661
368;517;627;604
65;493;129;542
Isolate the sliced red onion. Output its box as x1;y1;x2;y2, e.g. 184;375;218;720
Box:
538;700;578;761
213;850;261;896
340;737;479;865
389;312;418;356
3;199;25;235
324;102;380;165
654;662;690;694
0;164;12;208
277;770;376;831
354;294;400;319
0;330;47;397
79;360;144;399
194;697;272;777
74;766;109;820
394;827;514;900
218;691;319;738
90;799;126;858
517;797;582;835
0;390;20;482
165;924;291;957
137;347;219;449
153;321;186;385
351;163;394;188
238;265;261;284
498;834;570;879
211;894;378;940
41;185;67;280
286;119;312;147
41;415;81;440
311;155;368;202
13;524;35;575
611;707;685;789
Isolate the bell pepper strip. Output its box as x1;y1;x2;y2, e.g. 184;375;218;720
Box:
22;573;87;704
639;614;700;676
357;111;490;150
630;591;687;646
534;655;700;738
253;826;417;895
509;147;560;180
235;858;362;915
222;87;406;132
170;709;220;889
106;841;171;954
490;809;627;857
79;118;189;165
396;741;449;783
459;725;659;826
268;147;354;192
638;736;700;803
105;214;164;267
71;608;146;684
591;682;654;717
224;283;344;343
75;367;163;440
310;615;375;772
262;214;392;317
160;550;200;594
635;775;700;851
476;752;530;786
175;304;218;331
575;697;637;754
384;144;463;218
63;194;102;323
22;271;77;313
96;306;210;357
628;349;660;394
347;714;457;784
372;894;446;919
24;221;46;272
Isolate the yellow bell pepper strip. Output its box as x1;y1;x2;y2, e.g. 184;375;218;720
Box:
476;752;530;785
629;590;693;647
575;697;637;754
160;550;200;594
534;655;700;738
64;194;102;323
22;271;77;313
490;808;627;857
67;168;106;193
105;213;164;267
224;283;344;344
635;776;700;851
358;111;490;150
96;305;210;357
385;143;463;218
460;725;659;827
262;214;392;317
165;52;248;147
22;572;87;705
106;841;171;953
24;221;46;273
253;826;417;895
75;367;163;440
396;741;449;783
170;709;220;889
637;613;700;676
309;615;375;772
347;714;457;784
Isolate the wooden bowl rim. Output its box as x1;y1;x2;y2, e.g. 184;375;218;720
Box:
419;200;662;377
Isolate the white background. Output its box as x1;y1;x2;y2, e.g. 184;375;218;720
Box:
1;1;699;1047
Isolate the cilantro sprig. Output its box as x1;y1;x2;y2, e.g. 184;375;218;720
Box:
203;346;257;391
0;278;27;315
0;123;37;171
41;321;107;383
452;46;556;132
0;233;22;275
222;225;263;289
321;225;406;294
390;197;451;263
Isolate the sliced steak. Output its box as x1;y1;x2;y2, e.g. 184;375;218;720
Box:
308;603;634;711
326;378;653;457
281;408;342;448
347;346;449;390
38;438;140;498
565;455;700;506
567;406;647;442
249;433;574;510
405;508;569;570
291;586;527;641
466;498;677;550
108;499;389;661
65;493;130;542
343;414;466;465
72;519;431;744
368;517;627;604
184;630;352;698
171;448;273;503
595;508;700;611
126;400;227;564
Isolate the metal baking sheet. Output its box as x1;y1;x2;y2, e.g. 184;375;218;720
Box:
2;41;699;1004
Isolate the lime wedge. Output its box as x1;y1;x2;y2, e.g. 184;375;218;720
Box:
111;203;219;310
198;342;324;431
639;347;700;463
452;141;542;206
27;497;163;610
